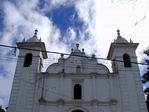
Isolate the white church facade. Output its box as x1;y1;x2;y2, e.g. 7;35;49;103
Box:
8;29;148;112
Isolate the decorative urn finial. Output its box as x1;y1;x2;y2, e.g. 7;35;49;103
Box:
34;29;38;37
76;43;79;49
117;29;120;37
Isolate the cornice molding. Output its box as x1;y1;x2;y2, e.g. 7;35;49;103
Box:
39;98;118;106
39;72;111;79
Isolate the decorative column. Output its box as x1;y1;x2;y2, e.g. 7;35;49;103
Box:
92;74;97;99
109;74;117;112
91;74;98;112
58;99;64;112
91;99;98;112
59;73;64;99
58;73;64;112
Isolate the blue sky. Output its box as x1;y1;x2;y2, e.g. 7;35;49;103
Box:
0;0;149;108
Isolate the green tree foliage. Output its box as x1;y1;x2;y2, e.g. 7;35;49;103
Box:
144;88;149;111
142;48;149;111
0;106;5;112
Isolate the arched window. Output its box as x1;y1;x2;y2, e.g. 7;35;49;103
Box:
24;53;32;67
74;84;82;99
123;54;131;67
72;110;83;112
76;65;81;73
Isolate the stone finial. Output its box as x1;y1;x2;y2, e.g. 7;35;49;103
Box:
130;39;133;43
61;54;64;58
76;43;79;49
71;48;74;52
39;38;41;42
117;29;120;37
92;54;95;58
22;38;25;42
34;29;38;37
82;48;84;52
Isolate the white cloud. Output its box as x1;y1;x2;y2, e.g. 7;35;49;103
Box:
37;0;70;13
0;98;5;107
75;0;94;25
73;0;149;58
0;58;15;107
63;27;77;43
1;0;70;58
93;0;149;57
0;0;70;106
1;0;148;60
0;76;13;97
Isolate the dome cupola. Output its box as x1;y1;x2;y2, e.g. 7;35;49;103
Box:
114;29;128;43
26;29;41;42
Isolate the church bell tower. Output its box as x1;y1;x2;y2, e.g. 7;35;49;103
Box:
107;30;147;112
8;29;47;112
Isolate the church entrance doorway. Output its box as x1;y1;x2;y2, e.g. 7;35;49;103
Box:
72;109;84;112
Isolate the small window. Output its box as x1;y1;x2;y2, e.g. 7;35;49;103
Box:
76;65;81;73
24;53;32;67
123;54;131;67
74;84;82;99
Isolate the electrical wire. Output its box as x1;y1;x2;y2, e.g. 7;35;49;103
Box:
0;44;148;65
